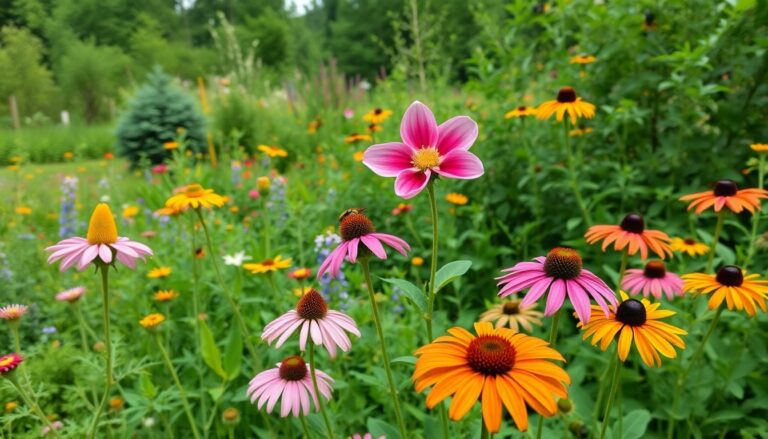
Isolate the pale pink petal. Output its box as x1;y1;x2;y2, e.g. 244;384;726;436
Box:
299;320;310;351
309;320;323;345
317;243;348;279
275;318;305;348
394;169;430;199
77;245;100;270
99;244;113;264
362;142;416;177
360;235;387;259
371;233;411;255
435;150;484;179
116;251;137;269
400;101;438;149
436;116;478;155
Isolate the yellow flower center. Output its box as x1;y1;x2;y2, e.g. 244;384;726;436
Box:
184;184;206;198
412;147;440;171
0;357;13;367
87;204;118;245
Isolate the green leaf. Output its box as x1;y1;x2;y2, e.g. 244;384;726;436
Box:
434;260;472;293
138;371;157;399
390;355;416;365
208;386;225;402
367;417;401;439
223;323;243;381
380;278;426;311
200;319;226;379
618;409;651;439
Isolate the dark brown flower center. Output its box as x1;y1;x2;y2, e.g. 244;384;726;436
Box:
643;260;666;278
615;299;646;326
262;259;275;266
502;301;520;315
517;106;527;111
713;180;738;197
543;247;583;280
279;356;308;381
374;108;383;115
466;335;515;376
296;289;328;320
645;11;655;25
716;265;743;286
620;213;645;234
557;87;577;103
339;212;375;241
684;238;696;245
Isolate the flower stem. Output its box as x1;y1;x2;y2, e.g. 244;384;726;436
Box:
88;265;112;439
7;375;62;439
189;217;208;430
155;334;201;439
480;421;489;439
10;325;21;353
563;119;592;226
299;415;311;439
706;212;726;272
616;249;629;293
599;358;622;439
593;351;617;420
744;154;765;269
360;259;408;439
195;208;260;367
535;309;562;439
308;343;334;439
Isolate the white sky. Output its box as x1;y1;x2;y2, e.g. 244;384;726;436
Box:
288;0;313;14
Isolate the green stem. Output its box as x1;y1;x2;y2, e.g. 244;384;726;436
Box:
360;259;408;439
616;249;629;294
155;335;201;439
10;326;21;354
88;266;112;439
744;154;765;269
599;358;622;439
481;421;489;439
195;208;260;367
308;343;335;439
299;415;311;439
189;218;208;432
593;352;618;420
563;119;592;226
7;376;62;439
535;309;562;439
706;212;726;272
73;303;98;405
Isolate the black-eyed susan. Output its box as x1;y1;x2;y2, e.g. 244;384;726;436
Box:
679;179;768;214
670;237;709;256
243;256;292;274
257;145;288;158
147;267;172;279
362;108;393;124
750;143;768;153
139;313;165;330
682;265;768;316
166;184;225;210
367;123;383;133
445;193;468;205
579;292;687;367
154;290;179;302
413;322;570;433
569;126;593;137
536;87;596;124
479;299;544;332
344;133;373;144
569;55;596;65
504;106;536;119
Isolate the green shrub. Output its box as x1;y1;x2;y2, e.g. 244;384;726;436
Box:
115;67;206;167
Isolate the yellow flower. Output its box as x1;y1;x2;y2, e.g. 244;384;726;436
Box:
367;123;383;133
257;177;271;190
243;255;292;274
670;237;709;256
122;205;140;219
163;141;179;150
5;401;18;412
353;151;364;162
504;106;536;119
344;133;373;144
9;156;22;164
154;290;179;302
148;267;172;279
165;184;225;210
109;397;124;411
293;286;313;297
750;143;768;152
15;206;32;215
569;55;597;65
6;165;19;171
63;151;74;159
445;193;468;205
139;313;165;329
536;87;596;124
258;145;288;158
154;206;184;217
363;108;393;124
288;268;312;280
307;120;321;134
411;257;425;266
569;127;593;137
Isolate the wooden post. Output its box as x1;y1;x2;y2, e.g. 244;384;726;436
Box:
9;95;20;129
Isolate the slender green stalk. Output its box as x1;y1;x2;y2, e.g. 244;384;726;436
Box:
189;218;208;430
10;325;21;353
195;208;260;366
563;119;592;226
706;212;726;272
299;415;311;439
228;427;235;439
308;344;335;439
599;359;622;439
6;376;62;439
480;421;489;439
73;302;98;405
593;352;617;419
535;309;562;439
155;334;201;439
360;259;408;439
88;266;112;439
616;249;629;293
744;154;765;269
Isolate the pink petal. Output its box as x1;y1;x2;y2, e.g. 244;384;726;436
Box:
435;150;484;179
346;238;360;263
566;280;591;323
400;101;438;149
520;277;553;305
116;251;137;269
371;233;411;255
544;279;566;316
317;243;348;279
362;142;415;177
436;116;478;155
394;169;431;199
329;241;350;277
77;245;99;271
299;320;310;350
360;235;387;259
99;244;113;264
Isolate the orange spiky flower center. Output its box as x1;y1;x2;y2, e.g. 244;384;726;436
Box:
643;261;666;278
412;147;441;171
620;213;645;234
466;335;516;375
87;204;118;245
544;247;583;280
616;299;646;326
502;301;520;315
339;212;375;241
296;289;328;320
557;87;577;103
279;356;308;381
716;265;743;286
713;180;738;197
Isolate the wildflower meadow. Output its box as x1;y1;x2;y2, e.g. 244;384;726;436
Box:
2;1;768;438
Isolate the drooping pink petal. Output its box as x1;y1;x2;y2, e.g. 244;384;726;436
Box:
436;116;478;155
544;279;566;316
299;320;310;350
400;101;438;149
329;241;350;277
435;150;484;179
370;233;411;256
275;318;305;348
99;244;113;264
360;235;387;259
77;245;100;270
394;169;431;199
362;142;415;177
116;251;137;270
566;280;591;323
346;238;360;263
520;277;553;305
317;242;348;279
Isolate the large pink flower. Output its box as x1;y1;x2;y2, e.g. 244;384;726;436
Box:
496;247;617;323
317;210;410;279
363;101;484;199
622;261;684;301
247;356;334;417
262;289;360;358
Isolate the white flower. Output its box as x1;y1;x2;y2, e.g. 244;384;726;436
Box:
142;417;156;428
100;195;111;203
223;251;252;267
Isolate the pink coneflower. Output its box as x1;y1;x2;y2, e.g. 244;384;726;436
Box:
352;434;385;439
362;101;484;199
55;287;85;303
0;353;23;375
151;164;168;174
0;305;28;321
42;421;64;436
622;260;684;300
496;247;617;323
247;356;334;417
317;210;410;279
45;204;153;272
262;289;360;358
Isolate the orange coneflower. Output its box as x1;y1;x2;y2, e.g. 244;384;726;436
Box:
578;292;686;367
413;322;570;433
569;55;596;65
504;106;536;119
679;179;768;214
585;213;672;259
670;237;709;256
536;87;595;124
682;265;768;316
